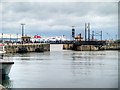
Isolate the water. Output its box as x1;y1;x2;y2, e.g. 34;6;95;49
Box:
2;44;118;88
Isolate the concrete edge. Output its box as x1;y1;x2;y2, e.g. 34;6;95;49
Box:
0;84;7;90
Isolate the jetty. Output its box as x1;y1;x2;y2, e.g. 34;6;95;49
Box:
3;33;50;53
0;23;50;53
4;43;50;53
63;41;120;51
0;61;14;75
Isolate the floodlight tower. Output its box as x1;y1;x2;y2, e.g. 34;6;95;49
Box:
85;23;87;41
72;26;75;40
88;23;90;41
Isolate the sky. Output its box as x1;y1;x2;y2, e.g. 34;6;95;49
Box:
0;0;119;40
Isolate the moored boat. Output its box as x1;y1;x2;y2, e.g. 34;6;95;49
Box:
0;43;14;75
0;43;6;57
0;61;14;75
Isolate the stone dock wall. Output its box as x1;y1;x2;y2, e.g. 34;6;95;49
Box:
63;44;120;51
63;44;73;50
63;44;98;51
74;45;98;51
4;43;50;53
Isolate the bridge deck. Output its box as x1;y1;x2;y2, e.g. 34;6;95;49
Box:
74;41;106;46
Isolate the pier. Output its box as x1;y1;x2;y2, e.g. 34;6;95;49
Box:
1;23;51;53
63;44;99;51
63;41;120;51
4;43;50;53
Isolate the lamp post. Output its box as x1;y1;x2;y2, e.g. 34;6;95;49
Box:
85;23;87;41
17;33;18;44
17;33;18;40
21;23;25;44
101;31;102;41
2;33;3;43
21;23;25;37
10;34;11;42
116;34;117;41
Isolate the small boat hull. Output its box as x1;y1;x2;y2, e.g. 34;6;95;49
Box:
0;62;14;75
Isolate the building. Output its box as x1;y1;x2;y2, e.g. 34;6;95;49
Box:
21;36;31;43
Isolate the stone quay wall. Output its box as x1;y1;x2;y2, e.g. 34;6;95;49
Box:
4;43;50;53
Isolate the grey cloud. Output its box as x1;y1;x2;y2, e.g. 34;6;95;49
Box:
2;2;117;23
1;2;118;39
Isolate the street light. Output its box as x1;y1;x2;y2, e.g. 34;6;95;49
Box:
17;33;18;42
1;33;3;43
21;23;25;37
10;34;11;42
21;23;25;44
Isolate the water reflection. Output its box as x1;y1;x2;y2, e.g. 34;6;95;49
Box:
71;52;91;76
15;53;31;61
70;51;105;76
14;52;51;61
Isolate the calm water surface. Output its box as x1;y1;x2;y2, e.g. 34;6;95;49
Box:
2;44;118;88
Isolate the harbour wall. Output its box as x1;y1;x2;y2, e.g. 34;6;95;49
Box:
63;44;98;51
63;44;120;51
4;43;50;53
63;44;73;50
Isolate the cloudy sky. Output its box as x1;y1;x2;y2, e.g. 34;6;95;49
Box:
0;1;119;40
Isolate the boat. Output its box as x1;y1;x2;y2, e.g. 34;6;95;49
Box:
0;43;14;75
0;61;14;75
0;43;6;57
